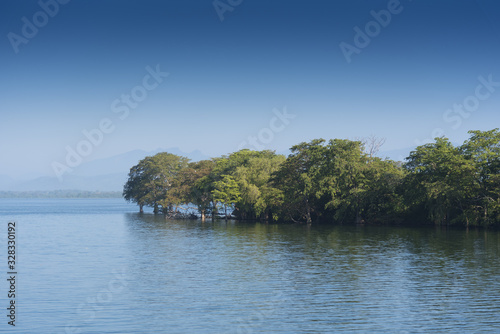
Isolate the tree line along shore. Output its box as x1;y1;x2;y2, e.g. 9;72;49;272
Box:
123;129;500;227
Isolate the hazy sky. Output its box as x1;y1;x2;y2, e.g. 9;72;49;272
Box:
1;0;500;178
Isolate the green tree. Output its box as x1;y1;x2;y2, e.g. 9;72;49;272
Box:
206;149;285;221
233;153;285;221
317;139;368;223
361;158;406;223
273;138;404;224
403;137;475;225
459;129;500;225
186;160;216;221
123;162;149;213
212;174;241;220
123;152;189;214
272;139;326;224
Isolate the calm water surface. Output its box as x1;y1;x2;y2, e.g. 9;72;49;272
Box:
1;198;499;333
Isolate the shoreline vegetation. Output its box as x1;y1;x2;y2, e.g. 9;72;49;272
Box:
123;129;500;227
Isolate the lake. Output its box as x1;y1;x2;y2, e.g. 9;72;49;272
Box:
1;198;499;333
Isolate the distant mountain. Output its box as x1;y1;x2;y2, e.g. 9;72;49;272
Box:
73;149;157;177
1;147;211;192
2;146;415;192
0;190;122;198
10;173;127;192
0;175;14;190
73;148;211;177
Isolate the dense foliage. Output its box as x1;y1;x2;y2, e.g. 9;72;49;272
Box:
123;129;500;227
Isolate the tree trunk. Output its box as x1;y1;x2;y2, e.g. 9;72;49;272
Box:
305;199;312;225
139;204;144;213
212;201;216;221
355;211;362;224
153;203;159;214
225;204;228;221
355;197;363;224
201;210;206;222
264;210;270;223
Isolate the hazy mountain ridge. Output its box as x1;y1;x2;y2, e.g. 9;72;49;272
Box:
0;190;122;198
0;147;410;193
1;148;211;192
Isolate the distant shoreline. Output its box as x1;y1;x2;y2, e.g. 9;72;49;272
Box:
0;190;122;199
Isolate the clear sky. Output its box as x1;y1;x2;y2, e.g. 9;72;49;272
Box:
1;0;500;179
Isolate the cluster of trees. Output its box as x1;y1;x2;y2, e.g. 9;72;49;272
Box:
123;129;500;227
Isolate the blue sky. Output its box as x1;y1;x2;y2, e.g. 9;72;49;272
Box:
1;0;500;179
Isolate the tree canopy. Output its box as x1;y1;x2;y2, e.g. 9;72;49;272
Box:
123;129;500;227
